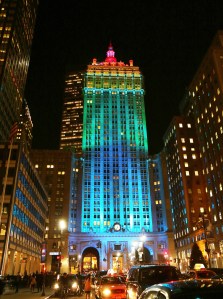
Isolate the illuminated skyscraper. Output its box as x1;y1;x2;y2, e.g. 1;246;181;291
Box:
0;0;39;141
60;72;84;156
65;45;176;273
81;44;151;233
55;45;175;273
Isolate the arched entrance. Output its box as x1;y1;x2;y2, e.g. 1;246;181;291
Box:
81;247;99;273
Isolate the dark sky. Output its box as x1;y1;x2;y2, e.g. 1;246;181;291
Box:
24;0;223;155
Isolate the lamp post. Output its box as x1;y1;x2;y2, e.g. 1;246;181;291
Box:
199;210;210;268
59;219;66;274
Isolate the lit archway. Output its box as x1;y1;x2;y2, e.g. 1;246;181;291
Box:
81;247;99;272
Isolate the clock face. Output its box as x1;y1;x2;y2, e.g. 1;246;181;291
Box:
114;223;121;231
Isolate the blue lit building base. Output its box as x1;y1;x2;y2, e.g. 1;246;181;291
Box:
67;232;176;274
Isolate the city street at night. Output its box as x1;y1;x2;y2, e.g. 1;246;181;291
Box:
1;0;223;283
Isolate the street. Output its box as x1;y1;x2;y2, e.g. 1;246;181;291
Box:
0;286;92;299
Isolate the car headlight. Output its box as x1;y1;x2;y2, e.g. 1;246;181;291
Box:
72;281;78;288
128;288;137;299
54;282;60;290
102;288;111;296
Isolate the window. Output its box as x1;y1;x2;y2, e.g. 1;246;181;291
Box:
114;244;121;250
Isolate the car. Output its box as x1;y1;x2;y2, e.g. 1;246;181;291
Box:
53;274;81;297
207;268;223;278
95;275;127;299
187;269;217;279
126;264;181;299
138;279;223;299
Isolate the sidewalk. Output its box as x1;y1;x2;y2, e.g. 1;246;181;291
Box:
0;286;54;299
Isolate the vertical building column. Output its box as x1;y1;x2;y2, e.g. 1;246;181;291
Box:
14;252;22;275
5;250;15;275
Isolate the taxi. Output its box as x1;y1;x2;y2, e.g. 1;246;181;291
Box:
187;268;217;279
95;275;127;299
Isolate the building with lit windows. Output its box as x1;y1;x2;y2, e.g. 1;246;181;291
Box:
182;31;223;268
0;0;39;141
148;152;173;234
0;142;48;275
30;149;81;273
60;72;84;156
17;99;33;152
164;116;209;272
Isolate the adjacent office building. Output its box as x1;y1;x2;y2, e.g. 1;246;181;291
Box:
164;116;209;272
60;72;84;157
30;149;81;274
0;0;47;276
0;0;39;141
164;31;223;270
0;141;48;275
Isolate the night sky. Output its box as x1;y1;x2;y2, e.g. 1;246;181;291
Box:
24;0;223;155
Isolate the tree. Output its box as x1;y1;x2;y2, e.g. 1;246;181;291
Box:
190;242;207;269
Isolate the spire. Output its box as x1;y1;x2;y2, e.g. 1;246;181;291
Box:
105;42;117;63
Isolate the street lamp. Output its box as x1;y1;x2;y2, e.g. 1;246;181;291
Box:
199;210;210;268
59;219;66;273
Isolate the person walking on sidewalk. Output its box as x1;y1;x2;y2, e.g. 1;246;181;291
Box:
36;271;43;292
30;274;36;293
15;272;21;293
84;274;91;299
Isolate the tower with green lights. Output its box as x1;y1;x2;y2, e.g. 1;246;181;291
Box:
81;44;152;233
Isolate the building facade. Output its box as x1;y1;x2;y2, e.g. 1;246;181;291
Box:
67;44;175;273
148;152;173;234
185;32;223;264
164;116;209;272
0;0;39;141
30;149;81;274
60;72;84;157
0;142;48;275
164;31;223;271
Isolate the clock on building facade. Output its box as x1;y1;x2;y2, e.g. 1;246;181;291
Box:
113;223;121;232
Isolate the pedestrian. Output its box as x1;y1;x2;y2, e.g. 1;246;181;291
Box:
77;271;83;294
30;274;36;293
36;271;43;292
84;274;91;299
14;272;21;293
